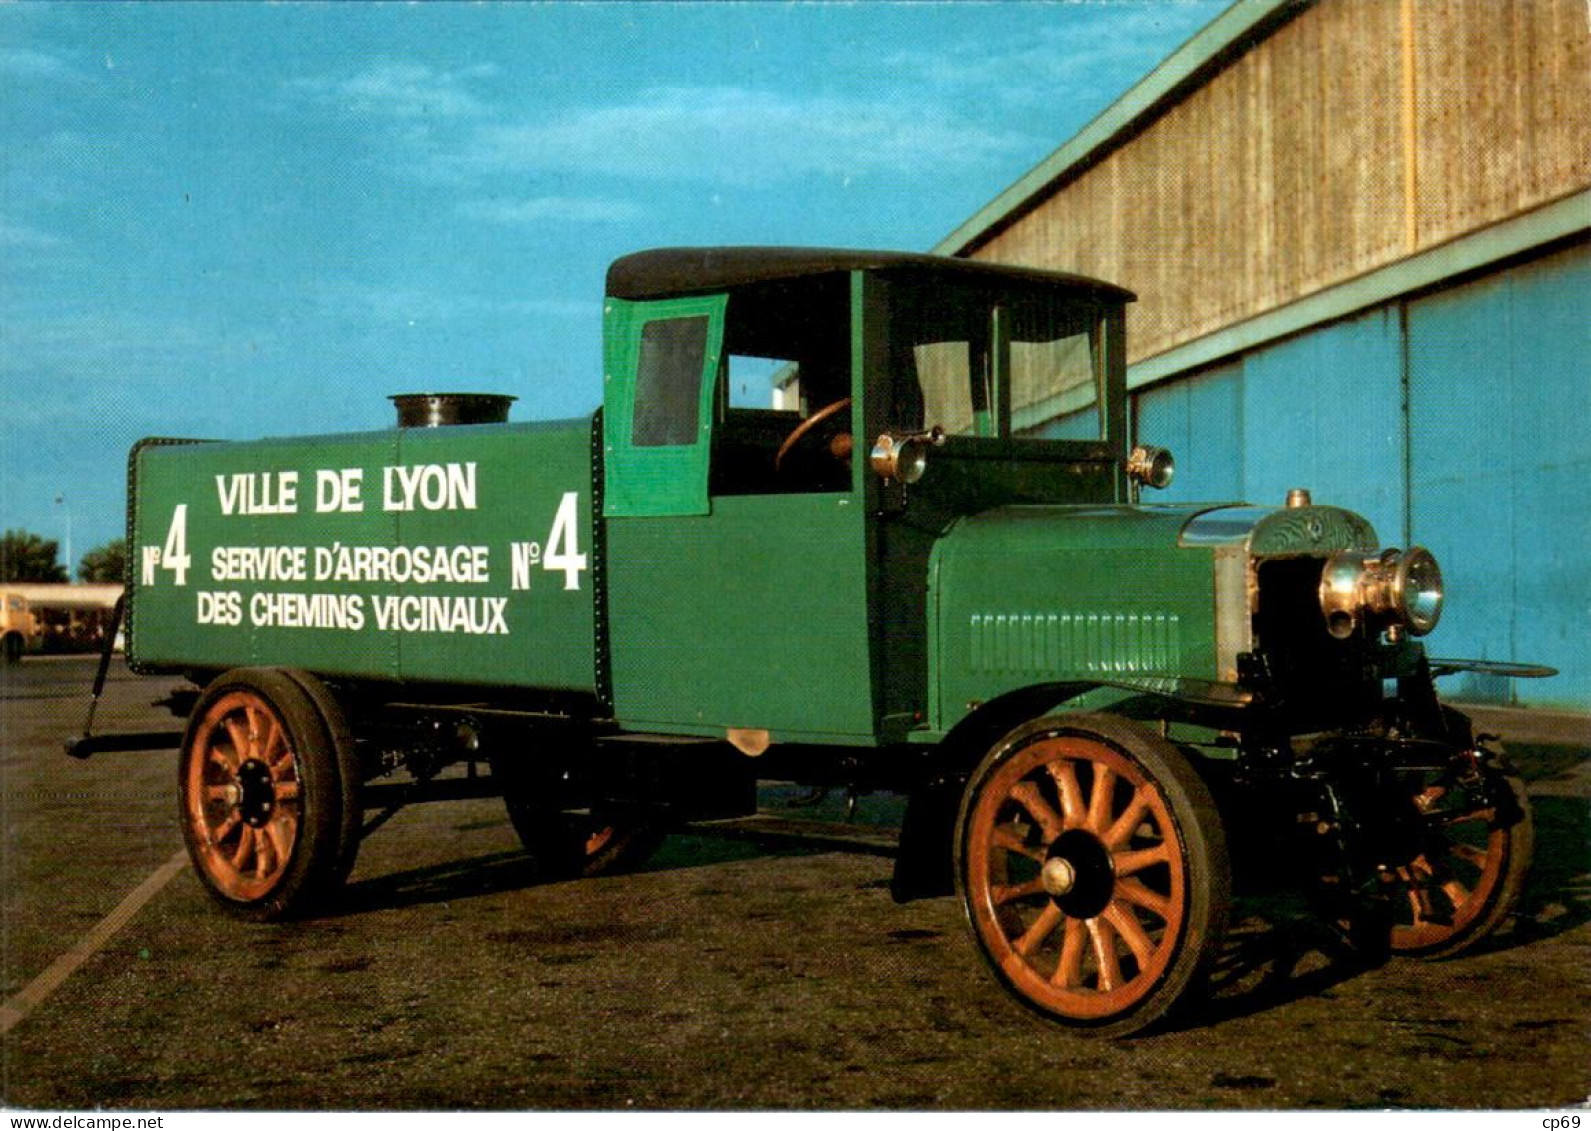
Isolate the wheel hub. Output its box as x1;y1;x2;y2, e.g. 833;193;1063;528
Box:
1041;856;1077;896
236;758;277;827
1046;828;1116;920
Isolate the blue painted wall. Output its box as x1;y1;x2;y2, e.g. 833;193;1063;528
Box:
1407;244;1590;707
1132;240;1589;708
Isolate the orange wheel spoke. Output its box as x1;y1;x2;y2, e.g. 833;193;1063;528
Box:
211;812;241;847
1087;917;1123;992
223;718;252;765
1407;884;1439;925
244;708;270;760
1114;876;1171;920
278;814;299;858
262;717;289;767
265;819;292;867
1045;761;1087;828
1104;903;1156;968
993;878;1047;906
254;828;273;878
1009;782;1065;843
1052;916;1087;988
991;825;1046;863
205;784;233;803
1114;843;1170;877
1014;902;1064;957
1086;764;1117;834
1104;787;1152;849
1449;842;1488;868
1413;784;1447;812
1440;878;1472;908
229;722;256;766
231;825;255;870
275;778;301;803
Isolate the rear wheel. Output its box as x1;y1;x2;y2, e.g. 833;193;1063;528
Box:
178;668;346;918
1387;765;1532;957
512;808;665;879
955;713;1230;1036
491;747;663;879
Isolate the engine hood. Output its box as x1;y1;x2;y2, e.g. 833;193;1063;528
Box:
928;504;1227;733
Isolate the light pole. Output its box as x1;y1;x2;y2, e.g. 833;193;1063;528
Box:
55;494;72;580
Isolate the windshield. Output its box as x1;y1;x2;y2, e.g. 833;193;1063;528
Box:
882;278;1107;441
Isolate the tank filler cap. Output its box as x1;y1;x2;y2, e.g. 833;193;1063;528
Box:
1286;488;1313;508
390;393;516;428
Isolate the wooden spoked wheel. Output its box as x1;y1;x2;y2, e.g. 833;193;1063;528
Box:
179;669;343;918
956;715;1228;1036
183;689;302;901
1387;768;1533;957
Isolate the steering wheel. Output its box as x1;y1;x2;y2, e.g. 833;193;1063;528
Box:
774;396;853;473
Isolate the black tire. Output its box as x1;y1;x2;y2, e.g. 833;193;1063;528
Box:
490;747;663;880
177;668;345;919
280;669;364;886
1387;765;1533;958
2;634;22;665
954;713;1230;1037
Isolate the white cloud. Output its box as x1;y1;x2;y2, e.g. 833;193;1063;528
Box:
0;46;76;81
284;59;1034;190
0;217;63;248
287;61;498;121
460;196;645;225
458;85;1033;186
0;311;268;397
871;4;1222;108
313;280;596;324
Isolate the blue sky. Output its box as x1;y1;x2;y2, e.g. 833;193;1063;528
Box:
1;1;1224;570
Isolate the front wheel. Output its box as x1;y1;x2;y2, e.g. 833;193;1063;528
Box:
1386;765;1533;957
954;714;1230;1037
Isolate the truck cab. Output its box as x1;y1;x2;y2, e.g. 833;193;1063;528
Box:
601;248;1135;747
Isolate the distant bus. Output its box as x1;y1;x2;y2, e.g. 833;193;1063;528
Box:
1;584;122;662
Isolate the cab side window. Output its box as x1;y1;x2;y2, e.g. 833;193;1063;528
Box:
711;274;853;496
633;316;711;448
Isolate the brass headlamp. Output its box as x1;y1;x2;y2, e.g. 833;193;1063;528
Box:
1318;546;1444;640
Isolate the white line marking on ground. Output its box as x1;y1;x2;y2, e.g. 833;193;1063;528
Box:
0;848;188;1035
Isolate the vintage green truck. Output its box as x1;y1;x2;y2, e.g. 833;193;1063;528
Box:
72;248;1550;1035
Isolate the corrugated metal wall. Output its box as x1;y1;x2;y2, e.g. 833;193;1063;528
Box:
1133;240;1589;707
964;0;1590;376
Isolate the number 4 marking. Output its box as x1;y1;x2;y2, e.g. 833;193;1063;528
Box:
150;504;191;587
544;492;588;591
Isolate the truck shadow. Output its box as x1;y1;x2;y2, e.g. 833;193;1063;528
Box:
1182;785;1589;1031
330;820;892;918
329;760;1586;1034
